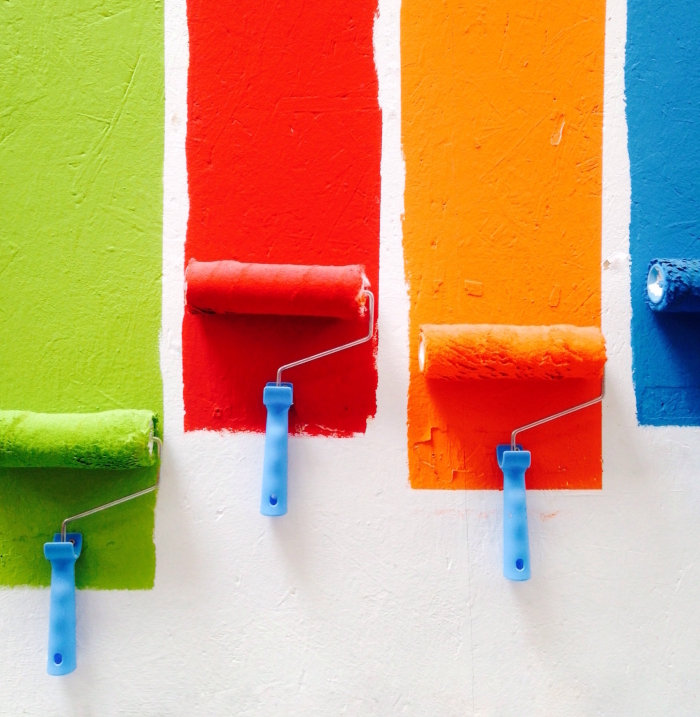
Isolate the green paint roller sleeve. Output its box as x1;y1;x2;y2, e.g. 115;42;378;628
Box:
0;411;158;469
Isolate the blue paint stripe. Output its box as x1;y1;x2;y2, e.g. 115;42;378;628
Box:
627;0;700;425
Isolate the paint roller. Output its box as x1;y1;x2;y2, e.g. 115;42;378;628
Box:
646;259;700;312
418;324;606;581
0;410;162;675
185;259;374;517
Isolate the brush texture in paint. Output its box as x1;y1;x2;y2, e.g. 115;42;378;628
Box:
0;411;157;469
186;260;367;319
419;325;606;381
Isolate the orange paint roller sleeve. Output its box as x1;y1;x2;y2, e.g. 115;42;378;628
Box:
419;325;606;381
185;260;368;319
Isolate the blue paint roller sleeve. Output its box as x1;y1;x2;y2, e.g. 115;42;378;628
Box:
497;447;531;581
261;383;293;516
646;259;700;312
44;533;82;675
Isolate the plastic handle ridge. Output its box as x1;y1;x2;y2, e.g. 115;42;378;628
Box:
261;383;293;516
497;447;531;581
44;533;82;675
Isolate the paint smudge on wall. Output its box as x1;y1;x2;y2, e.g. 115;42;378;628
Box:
402;0;605;489
184;0;381;436
0;0;163;587
627;0;700;425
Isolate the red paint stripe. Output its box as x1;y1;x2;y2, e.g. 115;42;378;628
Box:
184;0;381;434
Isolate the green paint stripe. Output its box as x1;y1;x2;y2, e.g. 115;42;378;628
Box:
0;0;164;588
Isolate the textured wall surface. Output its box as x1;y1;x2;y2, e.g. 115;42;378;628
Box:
402;0;605;490
627;0;700;425
183;0;381;436
0;0;163;588
1;0;700;714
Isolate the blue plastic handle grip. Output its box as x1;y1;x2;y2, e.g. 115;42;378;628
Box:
261;383;293;516
44;533;82;675
497;446;531;581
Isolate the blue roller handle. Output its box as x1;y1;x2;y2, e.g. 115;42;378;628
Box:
497;446;531;581
261;383;293;516
44;533;82;675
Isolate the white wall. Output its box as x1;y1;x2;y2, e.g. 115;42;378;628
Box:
2;0;700;713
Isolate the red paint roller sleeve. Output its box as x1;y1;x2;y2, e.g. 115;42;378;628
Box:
419;324;606;381
186;260;368;320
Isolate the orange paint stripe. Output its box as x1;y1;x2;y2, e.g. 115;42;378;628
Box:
402;0;605;490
